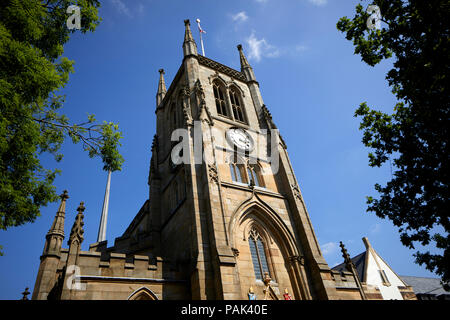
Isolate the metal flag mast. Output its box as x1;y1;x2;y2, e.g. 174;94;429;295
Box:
196;18;206;56
97;169;111;242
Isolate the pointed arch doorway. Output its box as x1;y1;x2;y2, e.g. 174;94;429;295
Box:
128;287;158;300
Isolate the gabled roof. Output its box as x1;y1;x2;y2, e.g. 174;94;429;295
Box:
332;251;367;281
331;237;410;287
400;276;449;296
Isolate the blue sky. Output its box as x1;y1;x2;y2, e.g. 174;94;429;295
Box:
0;0;440;299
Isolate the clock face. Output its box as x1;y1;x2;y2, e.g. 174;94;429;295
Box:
227;128;254;151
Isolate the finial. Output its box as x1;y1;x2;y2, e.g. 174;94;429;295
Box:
60;190;69;200
77;202;85;214
184;19;190;26
237;44;243;51
21;287;30;300
158;68;165;75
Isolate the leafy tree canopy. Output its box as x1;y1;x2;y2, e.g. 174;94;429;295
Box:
0;0;124;254
337;0;449;288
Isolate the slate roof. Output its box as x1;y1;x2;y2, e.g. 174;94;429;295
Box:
400;276;450;296
331;251;367;281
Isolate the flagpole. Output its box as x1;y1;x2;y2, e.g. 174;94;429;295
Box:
97;169;111;243
196;18;205;56
200;31;205;56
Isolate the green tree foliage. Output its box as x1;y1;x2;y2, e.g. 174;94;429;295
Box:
337;0;449;287
0;0;124;249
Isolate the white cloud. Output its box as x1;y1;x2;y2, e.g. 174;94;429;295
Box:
246;32;280;62
295;44;308;52
137;4;145;15
111;0;132;17
254;0;268;3
321;242;339;255
370;223;381;235
308;0;327;6
231;11;249;23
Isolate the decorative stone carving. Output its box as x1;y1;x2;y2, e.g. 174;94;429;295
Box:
289;255;305;266
231;247;240;257
262;272;279;300
339;241;355;272
261;104;277;129
208;164;219;183
68;202;85;245
263;272;271;286
194;79;213;125
197;55;246;82
151;134;158;152
291;184;302;201
181;85;193;125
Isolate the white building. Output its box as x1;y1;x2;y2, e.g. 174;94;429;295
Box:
333;237;415;300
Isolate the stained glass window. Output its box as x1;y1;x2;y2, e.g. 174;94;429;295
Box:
248;228;270;280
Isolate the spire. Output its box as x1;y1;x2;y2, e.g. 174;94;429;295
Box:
237;44;250;68
97;170;111;243
68;202;85;246
183;19;198;57
156;68;166;107
237;44;256;82
43;190;69;256
48;190;69;237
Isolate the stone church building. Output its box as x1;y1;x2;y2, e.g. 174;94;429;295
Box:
32;20;404;300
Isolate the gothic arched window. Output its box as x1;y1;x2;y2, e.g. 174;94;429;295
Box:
229;156;246;184
248;228;271;280
213;81;228;117
229;87;245;123
247;165;263;187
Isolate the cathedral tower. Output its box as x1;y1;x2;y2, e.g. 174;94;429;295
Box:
147;19;342;300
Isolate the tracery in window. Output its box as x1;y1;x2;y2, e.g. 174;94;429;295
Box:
229;87;245;123
213;81;228;116
248;227;271;280
247;165;263;187
229;155;246;184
